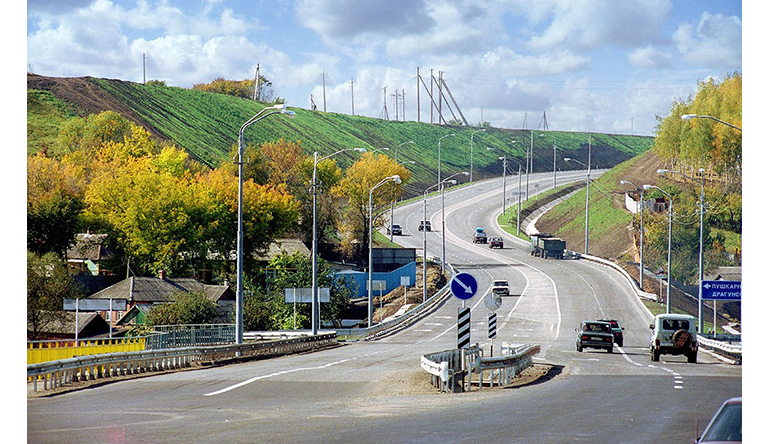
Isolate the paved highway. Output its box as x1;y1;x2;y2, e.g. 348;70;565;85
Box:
28;171;741;443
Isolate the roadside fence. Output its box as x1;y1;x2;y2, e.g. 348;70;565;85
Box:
421;343;540;393
27;332;338;393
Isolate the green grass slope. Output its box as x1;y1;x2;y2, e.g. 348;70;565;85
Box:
27;75;653;195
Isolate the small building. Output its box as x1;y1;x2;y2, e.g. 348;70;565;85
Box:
87;271;235;326
28;311;111;340
66;233;114;276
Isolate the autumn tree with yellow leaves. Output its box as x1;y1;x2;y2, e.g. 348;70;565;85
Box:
332;152;411;264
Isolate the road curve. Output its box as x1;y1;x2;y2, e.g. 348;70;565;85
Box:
28;171;741;444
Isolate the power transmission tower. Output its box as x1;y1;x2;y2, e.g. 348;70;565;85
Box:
379;86;389;120
537;111;549;131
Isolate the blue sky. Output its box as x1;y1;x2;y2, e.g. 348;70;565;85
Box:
26;0;743;136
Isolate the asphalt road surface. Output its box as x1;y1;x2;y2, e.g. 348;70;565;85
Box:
28;171;741;444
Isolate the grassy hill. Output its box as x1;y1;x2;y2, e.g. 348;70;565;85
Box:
27;74;653;196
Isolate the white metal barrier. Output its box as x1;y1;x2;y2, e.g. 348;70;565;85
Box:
421;344;540;393
27;333;338;393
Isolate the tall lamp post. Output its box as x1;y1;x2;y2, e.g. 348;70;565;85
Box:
678;113;740;332
643;185;672;314
390;160;415;243
437;133;455;184
681;114;742;131
311;147;366;335
564;154;591;255
620;179;645;291
369;175;401;327
236;103;295;344
440;171;469;273
470;129;485;182
658;167;706;333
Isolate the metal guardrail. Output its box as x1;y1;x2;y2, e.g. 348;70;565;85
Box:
27;333;338;393
334;262;456;340
580;254;742;364
421;344;540;393
147;324;235;349
697;335;742;364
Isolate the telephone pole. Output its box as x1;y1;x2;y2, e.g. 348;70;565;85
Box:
350;78;355;115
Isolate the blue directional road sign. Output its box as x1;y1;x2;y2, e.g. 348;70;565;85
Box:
451;272;478;300
701;280;741;301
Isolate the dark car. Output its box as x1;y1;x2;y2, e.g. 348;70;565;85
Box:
388;224;402;235
418;220;432;231
695;397;742;443
489;237;504;248
597;319;624;346
576;321;614;353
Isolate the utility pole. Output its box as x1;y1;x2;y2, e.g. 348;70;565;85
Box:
402;89;406;121
253;64;260;101
321;69;327;112
416;68;421;123
142;53;146;84
350;78;355;115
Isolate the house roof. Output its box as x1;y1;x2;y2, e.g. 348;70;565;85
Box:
88;276;234;303
255;238;311;261
66;233;114;261
29;311;111;337
706;266;742;281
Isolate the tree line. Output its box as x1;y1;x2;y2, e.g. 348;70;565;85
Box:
636;73;741;287
27;109;410;334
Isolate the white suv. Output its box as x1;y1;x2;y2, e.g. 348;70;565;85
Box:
649;313;698;363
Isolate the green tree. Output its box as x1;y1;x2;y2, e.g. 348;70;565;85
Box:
245;251;353;330
332;152;411;263
147;291;217;325
27;153;84;257
27;252;83;340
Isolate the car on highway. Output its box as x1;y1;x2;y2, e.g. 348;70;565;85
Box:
695;397;742;443
649;313;698;363
473;227;487;243
418;220;431;231
489;237;504;248
491;280;509;296
576;321;614;353
387;224;402;235
597;318;624;346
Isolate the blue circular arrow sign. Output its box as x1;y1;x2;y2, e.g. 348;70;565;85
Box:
451;272;478;300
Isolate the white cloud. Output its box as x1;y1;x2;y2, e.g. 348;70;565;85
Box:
526;0;672;51
628;46;673;68
672;12;742;70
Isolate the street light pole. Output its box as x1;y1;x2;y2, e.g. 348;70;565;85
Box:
565;154;590;255
681;114;742;131
621;179;645;291
643;185;672;313
658;167;705;332
440;171;468;274
437;133;455;185
236;103;294;344
369;175;401;327
470;129;485;182
311;148;365;335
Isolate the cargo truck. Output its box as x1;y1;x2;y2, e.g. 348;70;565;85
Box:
530;233;566;259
